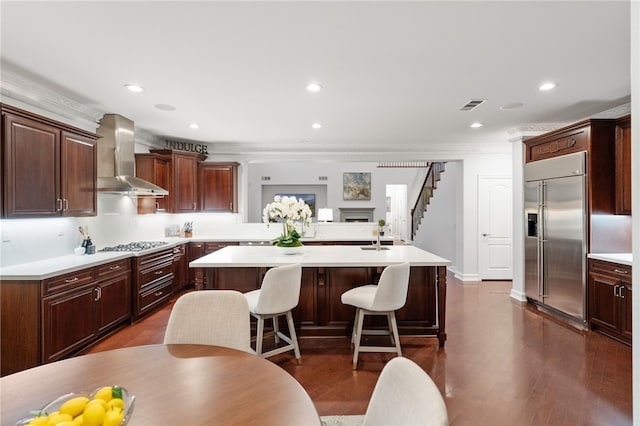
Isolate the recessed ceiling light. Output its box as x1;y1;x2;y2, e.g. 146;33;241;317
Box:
470;122;483;128
125;84;144;93
154;104;176;111
499;102;524;111
539;82;557;91
306;83;323;92
189;123;199;129
311;123;323;129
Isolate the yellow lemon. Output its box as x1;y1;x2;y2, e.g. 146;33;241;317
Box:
72;414;83;426
26;416;47;426
86;398;108;410
45;413;72;426
54;422;75;426
103;409;124;426
107;398;124;411
59;396;89;417
93;386;113;402
82;403;106;426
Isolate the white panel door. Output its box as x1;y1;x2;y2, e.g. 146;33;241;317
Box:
478;176;513;280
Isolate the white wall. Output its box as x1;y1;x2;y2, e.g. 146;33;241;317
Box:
412;161;458;273
247;162;423;233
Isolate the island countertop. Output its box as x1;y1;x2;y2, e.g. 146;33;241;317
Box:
190;245;451;268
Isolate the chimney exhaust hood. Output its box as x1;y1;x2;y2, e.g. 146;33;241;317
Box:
96;114;169;196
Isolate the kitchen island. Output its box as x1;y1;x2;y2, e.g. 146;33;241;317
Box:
190;245;451;345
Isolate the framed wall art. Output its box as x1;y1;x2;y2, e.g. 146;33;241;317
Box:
343;172;371;200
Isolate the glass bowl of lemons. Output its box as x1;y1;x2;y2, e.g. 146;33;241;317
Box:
16;385;135;426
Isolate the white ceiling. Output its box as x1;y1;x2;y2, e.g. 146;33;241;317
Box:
0;1;631;159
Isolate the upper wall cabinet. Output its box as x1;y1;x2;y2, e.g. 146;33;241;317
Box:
615;115;631;215
199;162;238;213
1;104;97;218
135;149;206;214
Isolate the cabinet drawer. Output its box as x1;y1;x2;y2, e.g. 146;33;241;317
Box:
589;259;631;281
139;276;173;315
139;260;174;288
204;241;239;254
96;259;131;279
42;268;95;296
137;247;175;269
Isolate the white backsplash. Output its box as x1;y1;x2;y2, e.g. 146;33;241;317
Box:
0;195;385;268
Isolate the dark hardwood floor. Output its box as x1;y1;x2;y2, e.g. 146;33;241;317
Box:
83;276;632;425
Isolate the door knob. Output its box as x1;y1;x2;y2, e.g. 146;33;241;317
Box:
482;233;490;237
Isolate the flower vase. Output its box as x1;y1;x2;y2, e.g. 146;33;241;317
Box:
275;246;304;255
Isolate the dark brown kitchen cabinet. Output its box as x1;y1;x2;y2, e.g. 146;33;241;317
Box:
615;115;631;215
588;259;632;345
135;155;169;214
1;104;97;218
173;243;188;291
1;258;132;375
133;247;175;319
135;150;205;214
189;241;239;289
199;162;238;212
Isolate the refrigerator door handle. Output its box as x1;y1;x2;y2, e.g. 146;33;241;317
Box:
538;182;546;297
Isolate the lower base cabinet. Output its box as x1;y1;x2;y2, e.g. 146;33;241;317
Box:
1;258;132;376
133;248;174;319
588;259;632;345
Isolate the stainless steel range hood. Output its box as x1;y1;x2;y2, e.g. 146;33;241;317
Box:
96;114;168;196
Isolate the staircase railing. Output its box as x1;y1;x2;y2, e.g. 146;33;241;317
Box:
410;162;445;239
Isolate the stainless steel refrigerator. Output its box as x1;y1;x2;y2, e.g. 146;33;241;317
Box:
524;152;587;324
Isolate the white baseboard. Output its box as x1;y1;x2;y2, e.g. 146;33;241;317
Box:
453;270;481;283
510;288;527;302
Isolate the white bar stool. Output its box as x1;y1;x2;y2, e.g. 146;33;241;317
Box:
244;263;302;362
341;262;411;369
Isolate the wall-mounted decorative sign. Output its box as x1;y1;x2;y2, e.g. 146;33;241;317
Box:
165;140;209;155
276;193;316;217
343;172;371;200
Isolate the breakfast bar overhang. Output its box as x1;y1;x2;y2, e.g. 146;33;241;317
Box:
190;245;451;346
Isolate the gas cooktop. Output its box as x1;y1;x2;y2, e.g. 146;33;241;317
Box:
100;241;169;252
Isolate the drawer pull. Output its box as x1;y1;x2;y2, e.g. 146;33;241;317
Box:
154;291;164;297
64;277;79;283
613;269;629;275
154;270;164;275
109;265;121;270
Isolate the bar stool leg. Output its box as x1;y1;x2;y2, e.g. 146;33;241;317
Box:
353;308;365;370
389;312;402;357
273;316;281;345
256;316;264;356
285;311;302;363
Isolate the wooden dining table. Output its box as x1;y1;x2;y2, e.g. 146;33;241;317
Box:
0;344;321;425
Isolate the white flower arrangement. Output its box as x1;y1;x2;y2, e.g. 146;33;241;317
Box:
263;195;313;247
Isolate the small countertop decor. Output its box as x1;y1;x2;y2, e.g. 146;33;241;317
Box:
263;195;312;251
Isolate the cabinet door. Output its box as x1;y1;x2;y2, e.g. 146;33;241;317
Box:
615;116;631;215
2;113;60;217
588;272;619;332
96;273;131;335
199;163;238;212
173;153;198;212
619;283;632;341
61;131;97;216
42;284;97;363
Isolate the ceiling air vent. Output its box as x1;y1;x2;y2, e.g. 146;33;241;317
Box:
460;99;486;111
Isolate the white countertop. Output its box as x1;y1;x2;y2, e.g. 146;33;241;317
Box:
190;245;451;268
587;253;633;267
0;252;133;280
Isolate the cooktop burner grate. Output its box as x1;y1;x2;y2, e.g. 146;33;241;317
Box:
100;241;169;252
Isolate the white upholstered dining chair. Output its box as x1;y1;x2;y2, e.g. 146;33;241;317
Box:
163;290;251;353
320;356;449;426
341;262;410;369
244;263;302;362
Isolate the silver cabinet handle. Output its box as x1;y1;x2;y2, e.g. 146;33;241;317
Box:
109;265;121;270
57;198;63;212
154;270;164;275
619;285;626;299
193;202;197;211
63;199;69;211
94;287;102;301
614;269;629;275
614;284;620;297
154;291;164;297
64;277;79;283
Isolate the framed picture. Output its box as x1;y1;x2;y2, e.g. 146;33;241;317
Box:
276;193;316;216
343;172;371;200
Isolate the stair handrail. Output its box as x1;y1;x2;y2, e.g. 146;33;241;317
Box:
411;162;444;238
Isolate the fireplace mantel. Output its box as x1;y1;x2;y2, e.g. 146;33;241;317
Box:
339;207;374;222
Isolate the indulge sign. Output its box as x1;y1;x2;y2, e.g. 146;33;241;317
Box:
165;140;209;155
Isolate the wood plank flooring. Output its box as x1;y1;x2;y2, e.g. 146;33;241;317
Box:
83;276;632;425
